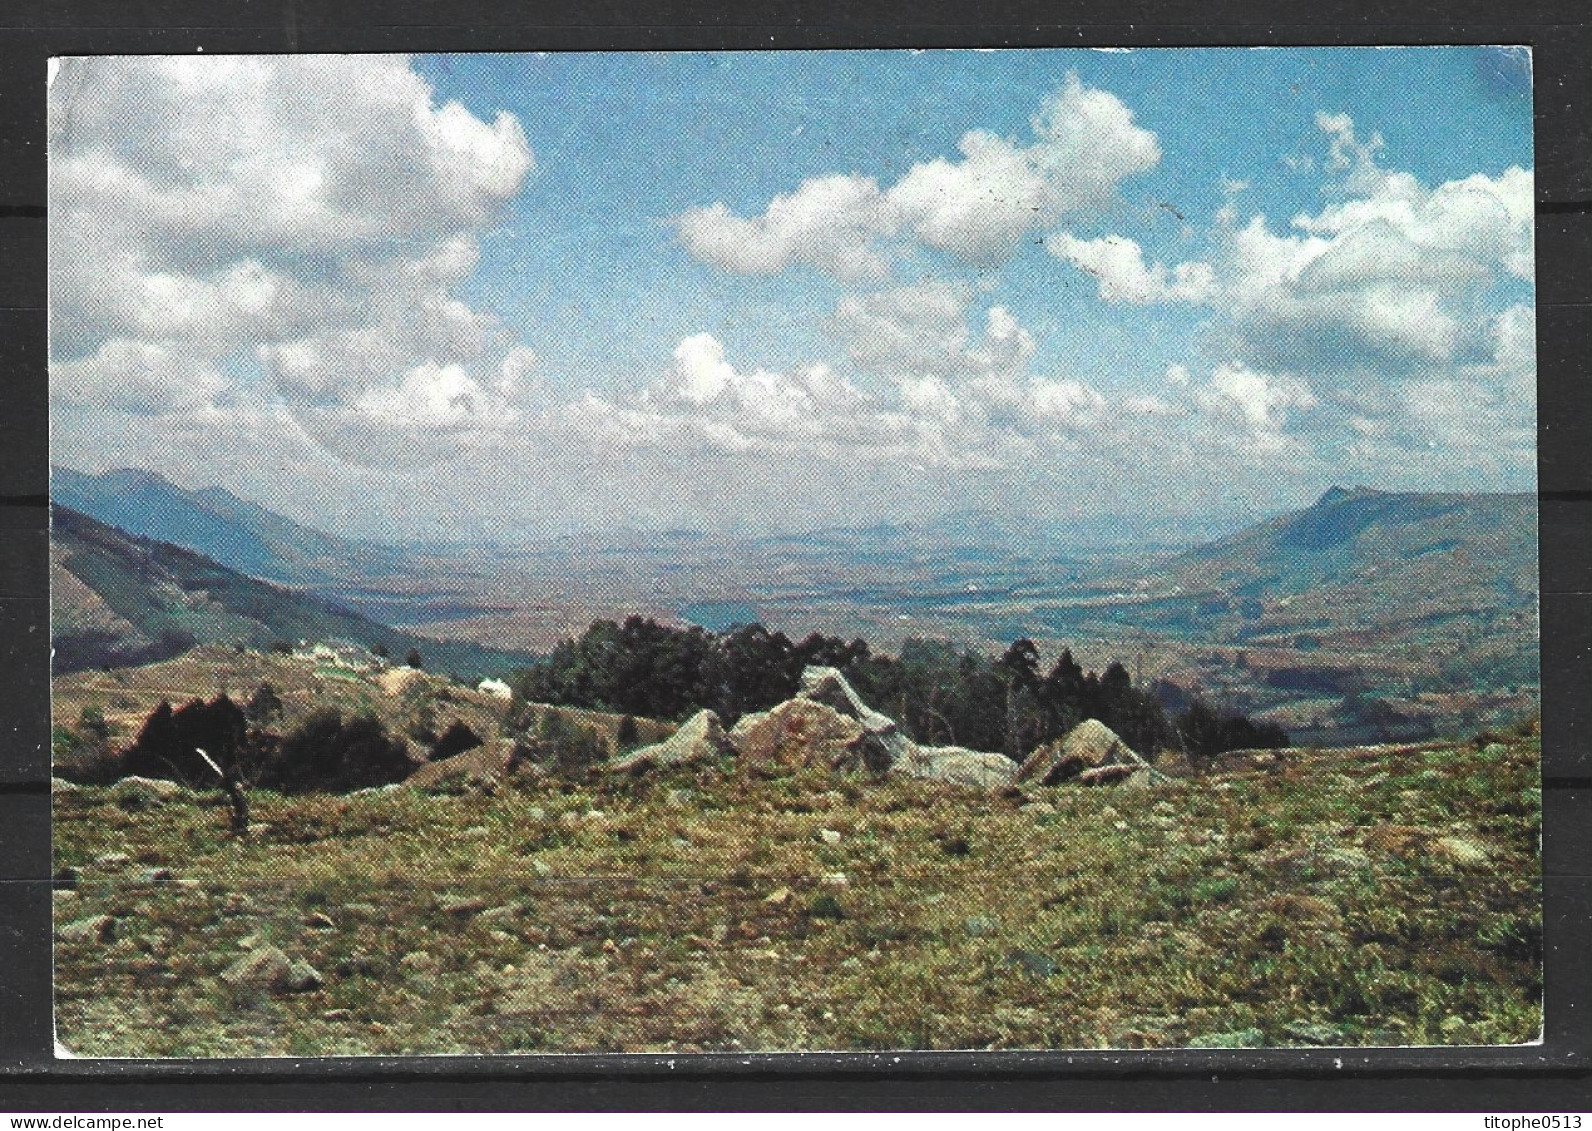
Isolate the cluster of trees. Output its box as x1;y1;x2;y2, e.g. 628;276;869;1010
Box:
63;686;420;794
516;618;866;726
514;616;1287;764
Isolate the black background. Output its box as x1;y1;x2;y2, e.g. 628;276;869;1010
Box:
1;0;1589;1112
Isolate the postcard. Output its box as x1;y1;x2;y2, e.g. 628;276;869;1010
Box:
47;47;1540;1056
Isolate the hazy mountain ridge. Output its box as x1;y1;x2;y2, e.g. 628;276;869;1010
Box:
49;506;533;679
1128;486;1536;605
52;466;406;587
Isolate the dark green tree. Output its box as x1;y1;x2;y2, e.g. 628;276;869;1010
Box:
245;682;283;725
260;709;414;793
122;695;249;785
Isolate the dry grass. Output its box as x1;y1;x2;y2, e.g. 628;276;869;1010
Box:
53;735;1541;1056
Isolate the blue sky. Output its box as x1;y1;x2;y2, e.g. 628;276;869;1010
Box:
420;48;1531;397
49;48;1535;541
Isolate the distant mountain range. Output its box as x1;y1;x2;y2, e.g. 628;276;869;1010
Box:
51;466;404;587
49;468;1540;734
50;506;534;679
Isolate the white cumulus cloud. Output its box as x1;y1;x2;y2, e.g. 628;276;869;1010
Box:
675;73;1160;276
49;55;536;455
1049;233;1214;304
1210;113;1532;377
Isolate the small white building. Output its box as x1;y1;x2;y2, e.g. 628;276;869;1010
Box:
297;639;384;672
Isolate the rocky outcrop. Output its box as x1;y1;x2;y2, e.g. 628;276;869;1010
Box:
610;709;734;774
899;746;1019;789
730;698;885;774
406;740;521;792
1018;719;1150;785
718;666;1016;788
795;666;916;769
588;666;1144;793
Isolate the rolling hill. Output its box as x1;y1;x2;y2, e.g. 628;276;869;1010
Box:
50;506;534;680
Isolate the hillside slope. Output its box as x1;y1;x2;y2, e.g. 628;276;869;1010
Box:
50;507;533;680
52;466;404;586
1139;486;1535;608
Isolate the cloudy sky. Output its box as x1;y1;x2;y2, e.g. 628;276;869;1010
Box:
48;48;1535;542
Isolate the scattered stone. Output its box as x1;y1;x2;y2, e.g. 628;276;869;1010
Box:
344;902;379;917
822;872;848;886
763;886;791;905
51;777;80;794
399;950;438;973
963;916;1000;938
238;933;263;950
1283;1020;1346;1045
440;896;490;918
526;806;549;822
819;828;843;845
322;1008;353;1021
531;860;552;877
57;914;115;943
53;890;78;904
1187;1027;1268;1048
477;904;520;926
1434;835;1490;865
134;867;174;885
611;709;735;774
94;853;131;869
665;789;694;808
220;944;293;991
109;777;184;809
284;962;322;992
303;911;336;929
1008;949;1058;977
1440;1015;1468;1036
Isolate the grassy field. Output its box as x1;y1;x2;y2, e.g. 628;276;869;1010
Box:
52;726;1541;1057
